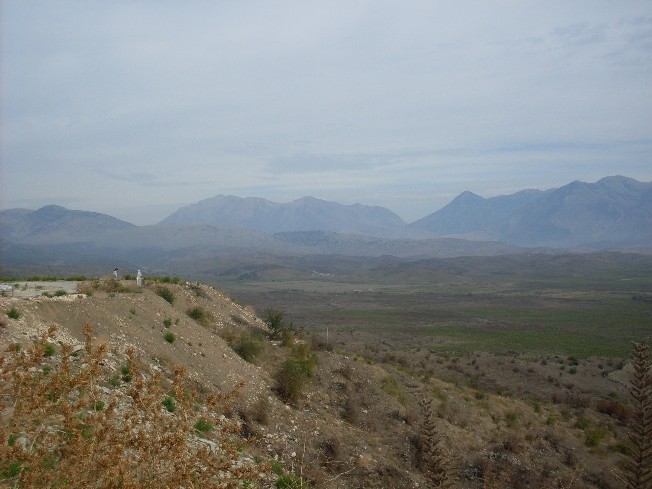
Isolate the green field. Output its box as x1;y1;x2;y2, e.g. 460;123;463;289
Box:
217;253;652;359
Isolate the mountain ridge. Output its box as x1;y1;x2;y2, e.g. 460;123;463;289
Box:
1;176;650;254
409;175;652;247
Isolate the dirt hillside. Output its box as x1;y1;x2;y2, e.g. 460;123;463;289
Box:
0;279;637;488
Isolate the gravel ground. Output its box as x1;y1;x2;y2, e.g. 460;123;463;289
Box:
1;281;79;298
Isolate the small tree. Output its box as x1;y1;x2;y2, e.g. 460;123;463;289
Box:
264;307;289;339
418;396;452;488
625;338;652;489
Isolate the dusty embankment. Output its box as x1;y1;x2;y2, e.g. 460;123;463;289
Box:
0;281;271;397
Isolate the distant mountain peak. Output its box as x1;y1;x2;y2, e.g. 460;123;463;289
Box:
159;194;406;237
410;176;652;247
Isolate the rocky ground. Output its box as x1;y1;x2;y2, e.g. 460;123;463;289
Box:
0;279;636;488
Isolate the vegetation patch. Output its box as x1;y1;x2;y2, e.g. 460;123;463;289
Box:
0;324;266;488
155;286;175;304
186;306;211;325
6;307;21;320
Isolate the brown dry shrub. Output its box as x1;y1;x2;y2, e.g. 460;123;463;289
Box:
596;399;632;423
0;324;267;488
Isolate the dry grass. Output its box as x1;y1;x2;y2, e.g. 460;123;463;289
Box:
0;324;268;488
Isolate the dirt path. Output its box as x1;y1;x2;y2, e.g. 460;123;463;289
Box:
1;281;79;298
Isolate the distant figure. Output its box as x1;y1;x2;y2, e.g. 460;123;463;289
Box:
113;268;118;279
136;269;142;286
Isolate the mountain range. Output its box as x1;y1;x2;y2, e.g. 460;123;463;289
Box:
1;176;651;275
410;176;652;247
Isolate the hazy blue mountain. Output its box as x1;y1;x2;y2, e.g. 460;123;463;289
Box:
159;195;407;237
409;176;652;247
0;205;136;244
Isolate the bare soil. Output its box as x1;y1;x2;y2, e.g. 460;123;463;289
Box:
0;280;638;488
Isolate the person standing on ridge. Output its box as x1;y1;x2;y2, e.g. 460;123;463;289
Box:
113;268;118;279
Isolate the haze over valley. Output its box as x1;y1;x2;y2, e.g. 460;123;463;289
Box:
2;2;651;487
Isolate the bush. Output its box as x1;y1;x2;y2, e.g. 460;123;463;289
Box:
163;395;176;413
187;307;211;325
264;307;295;339
194;418;214;434
43;343;56;357
585;427;608;447
233;332;264;363
6;307;20;319
156;286;175;304
596;399;631;423
163;318;172;328
274;346;316;404
0;324;266;488
121;364;133;382
164;332;176;344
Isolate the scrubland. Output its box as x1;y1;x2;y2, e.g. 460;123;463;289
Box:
1;258;650;488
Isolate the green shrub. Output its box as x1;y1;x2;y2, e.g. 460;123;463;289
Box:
575;417;590;430
162;395;176;413
164;332;176;344
163;318;172;328
585;427;608;447
187;307;210;324
121;364;132;382
156;286;175;304
274;350;316;404
6;307;21;320
43;343;56;357
193;418;213;434
233;332;264;363
263;307;293;339
54;289;67;296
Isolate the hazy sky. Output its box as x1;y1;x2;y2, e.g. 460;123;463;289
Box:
2;1;651;224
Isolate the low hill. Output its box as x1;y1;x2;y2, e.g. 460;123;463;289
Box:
0;205;136;244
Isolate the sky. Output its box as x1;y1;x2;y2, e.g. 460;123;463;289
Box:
1;1;651;225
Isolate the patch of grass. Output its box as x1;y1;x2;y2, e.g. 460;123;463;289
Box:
193;418;213;434
187;307;210;325
504;411;521;428
233;332;265;363
121;364;132;382
156;286;175;304
43;343;56;357
274;346;317;404
6;307;21;320
585;427;609;447
380;375;407;405
162;395;176;413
